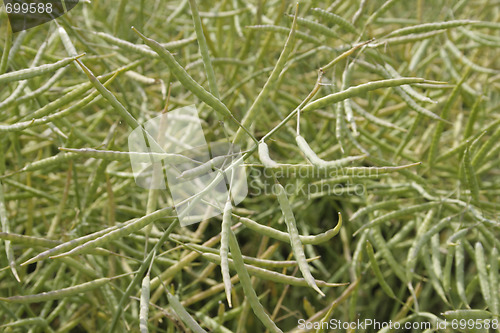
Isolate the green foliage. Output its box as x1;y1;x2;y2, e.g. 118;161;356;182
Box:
0;0;499;332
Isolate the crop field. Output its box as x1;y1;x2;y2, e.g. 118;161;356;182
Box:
0;0;499;332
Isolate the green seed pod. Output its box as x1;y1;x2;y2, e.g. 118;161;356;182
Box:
365;241;397;299
139;276;150;333
386;20;478;37
0;275;127;303
245;25;321;44
295;135;365;168
166;291;207;333
0;54;84;85
311;8;357;33
237;213;342;245
286;15;339;39
220;200;233;308
302;78;427;114
442;309;492;321
275;183;325;296
475;242;493;312
228;230;283;333
258;142;279;168
455;241;469;307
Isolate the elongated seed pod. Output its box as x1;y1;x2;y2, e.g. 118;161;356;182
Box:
455;241;469;307
197;7;248;18
76;60;141;130
431;234;443;278
442;309;492;321
0;33;52;109
472;126;500;168
196;311;233;333
15;59;142;121
350;200;401;221
365;241;397;299
436;130;486;163
234;11;298;143
189;0;219;99
386;219;415;248
275;183;324;296
384;64;436;104
16;152;80;174
440;48;480;97
445;40;499;75
295;135;365;168
59;148;194;164
20;81;92;121
3;178;57;202
350;101;407;132
0;89;101;133
422;251;449;304
489;248;499;316
0;317;49;329
447;228;470;246
251;160;420;177
342;63;358;136
286;15;338;39
355;202;439;235
140;276;150;333
96;32;157;57
460;27;500;47
462;146;480;202
21;223;123;266
311;8;357;33
0;276;126;303
238;213;341;245
301;78;426;113
321;39;371;72
442;246;454;296
0;181;20;282
221;66;273;100
364;0;398;26
108;221;177;333
258;142;279;168
200;252;343;288
373;66;443;121
220;200;233;307
58;25;78;57
406;210;437;280
386;20;478;37
335;101;346;153
166;291;207;333
0;26;12;75
178;155;231;180
245;25;320;44
409;39;432;71
0;54;84;84
371;30;444;49
189;243;319;268
3;67;67;109
464;96;484;140
428;70;468;166
228;230;283;333
475;242;493;312
370;226;406;282
52;207;174;258
100;33;195;54
0;232;60;247
132;28;237;124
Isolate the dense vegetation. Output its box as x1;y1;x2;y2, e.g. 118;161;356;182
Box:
1;0;499;332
